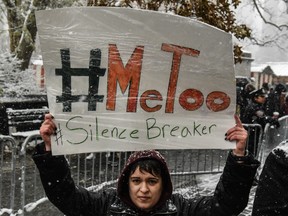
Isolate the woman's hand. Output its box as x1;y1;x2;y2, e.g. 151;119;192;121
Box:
40;113;57;151
225;115;248;156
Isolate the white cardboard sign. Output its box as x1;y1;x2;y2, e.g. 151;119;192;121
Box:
36;7;236;155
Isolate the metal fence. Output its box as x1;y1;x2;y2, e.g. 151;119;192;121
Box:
0;122;276;215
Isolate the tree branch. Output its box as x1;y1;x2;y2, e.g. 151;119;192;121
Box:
252;0;288;30
15;0;34;53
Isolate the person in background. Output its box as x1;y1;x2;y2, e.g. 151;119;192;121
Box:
252;140;288;216
33;114;260;216
280;94;288;117
237;83;256;120
242;88;269;129
266;83;287;117
261;82;269;93
241;88;279;155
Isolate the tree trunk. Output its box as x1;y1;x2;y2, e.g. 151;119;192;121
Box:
3;0;48;70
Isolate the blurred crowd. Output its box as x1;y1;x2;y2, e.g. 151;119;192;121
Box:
236;78;287;155
236;78;287;128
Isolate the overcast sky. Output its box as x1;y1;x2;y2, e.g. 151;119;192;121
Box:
244;45;288;63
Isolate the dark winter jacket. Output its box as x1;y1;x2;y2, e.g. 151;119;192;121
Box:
33;143;260;216
241;100;268;129
252;141;288;216
241;100;280;130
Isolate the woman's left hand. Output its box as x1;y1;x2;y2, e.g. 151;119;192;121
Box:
225;115;248;156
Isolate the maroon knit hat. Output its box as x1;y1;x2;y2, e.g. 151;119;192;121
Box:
117;149;173;210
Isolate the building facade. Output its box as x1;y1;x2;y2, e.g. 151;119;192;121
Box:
251;62;288;89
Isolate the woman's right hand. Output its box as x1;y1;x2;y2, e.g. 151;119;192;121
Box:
40;113;57;151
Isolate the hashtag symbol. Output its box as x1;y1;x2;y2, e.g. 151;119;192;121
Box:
54;123;63;146
55;48;106;112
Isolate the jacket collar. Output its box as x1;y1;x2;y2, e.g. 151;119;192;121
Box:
110;198;177;215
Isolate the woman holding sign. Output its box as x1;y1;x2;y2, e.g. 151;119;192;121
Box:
34;114;259;215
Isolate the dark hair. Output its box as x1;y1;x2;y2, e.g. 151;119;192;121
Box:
129;159;162;177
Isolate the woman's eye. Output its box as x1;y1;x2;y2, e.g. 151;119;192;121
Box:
132;179;140;184
148;179;157;185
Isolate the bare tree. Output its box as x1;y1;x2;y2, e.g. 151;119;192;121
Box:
248;0;288;51
3;0;43;70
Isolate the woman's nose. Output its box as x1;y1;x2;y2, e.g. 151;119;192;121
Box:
140;182;149;193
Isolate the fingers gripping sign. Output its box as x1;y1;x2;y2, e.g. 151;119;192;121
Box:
40;114;57;151
225;114;248;156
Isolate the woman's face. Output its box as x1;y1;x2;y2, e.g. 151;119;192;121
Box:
129;166;163;211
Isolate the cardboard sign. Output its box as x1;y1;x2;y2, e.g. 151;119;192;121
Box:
36;7;236;155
